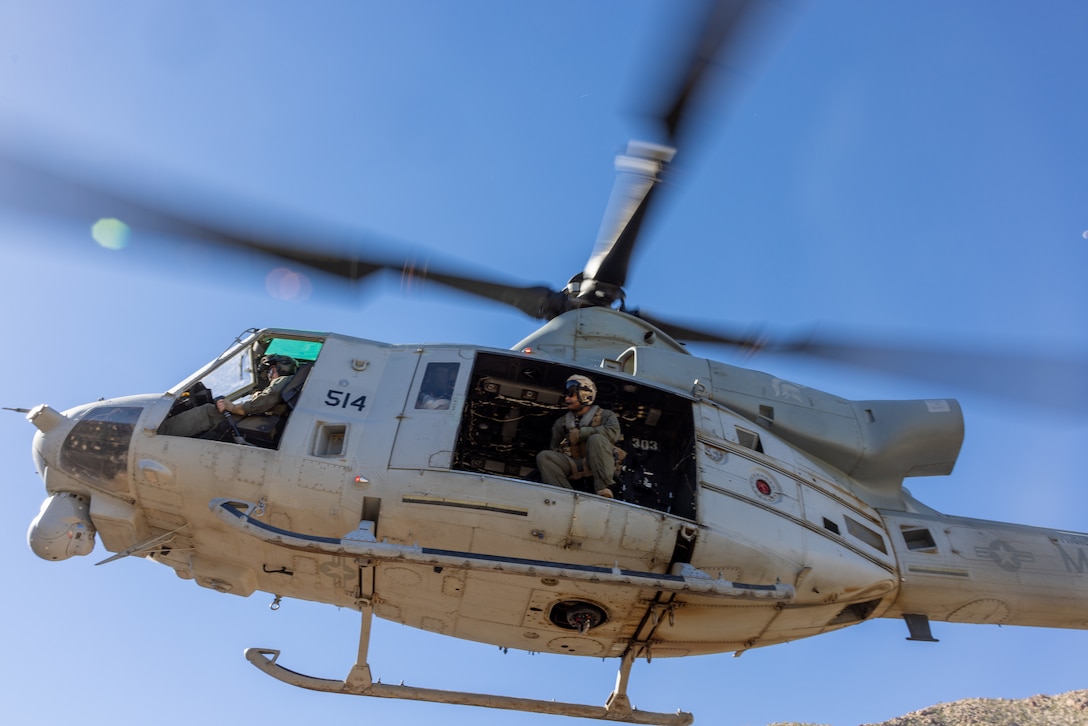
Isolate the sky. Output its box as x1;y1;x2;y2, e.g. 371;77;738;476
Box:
1;1;1086;725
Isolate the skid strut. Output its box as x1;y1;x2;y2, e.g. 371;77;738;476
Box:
246;604;693;726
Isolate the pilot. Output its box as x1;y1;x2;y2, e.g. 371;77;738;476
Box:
159;354;298;438
536;374;621;498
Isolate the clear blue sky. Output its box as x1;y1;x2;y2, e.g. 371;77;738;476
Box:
2;2;1086;725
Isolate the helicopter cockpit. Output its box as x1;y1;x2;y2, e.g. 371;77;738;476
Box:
158;331;324;449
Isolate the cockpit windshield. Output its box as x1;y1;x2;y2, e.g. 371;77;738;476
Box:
171;329;324;400
161;329;325;448
200;345;254;401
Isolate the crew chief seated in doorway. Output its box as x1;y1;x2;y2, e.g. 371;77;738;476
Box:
536;374;620;498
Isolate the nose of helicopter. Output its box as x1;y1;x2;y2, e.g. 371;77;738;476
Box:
27;400;146;496
28;404;76;481
26;401;148;562
26;404;91;561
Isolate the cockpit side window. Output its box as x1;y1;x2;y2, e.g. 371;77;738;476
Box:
159;333;324;449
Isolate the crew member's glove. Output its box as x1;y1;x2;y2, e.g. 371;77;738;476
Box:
568;427;582;445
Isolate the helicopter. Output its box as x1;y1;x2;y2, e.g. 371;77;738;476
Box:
2;1;1088;726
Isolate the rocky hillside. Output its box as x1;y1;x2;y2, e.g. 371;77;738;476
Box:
773;689;1088;726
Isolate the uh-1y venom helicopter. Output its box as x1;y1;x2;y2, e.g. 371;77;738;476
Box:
9;2;1088;725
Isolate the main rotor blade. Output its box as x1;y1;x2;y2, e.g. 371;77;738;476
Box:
657;0;756;145
763;334;1088;416
0;150;392;281
0;150;576;318
635;311;1087;415
633;309;761;349
581;143;674;302
394;264;569;320
580;1;760;303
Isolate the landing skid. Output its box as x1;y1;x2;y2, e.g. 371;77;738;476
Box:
246;606;693;726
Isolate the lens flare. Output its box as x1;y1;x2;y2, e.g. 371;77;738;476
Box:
91;218;131;250
265;267;312;302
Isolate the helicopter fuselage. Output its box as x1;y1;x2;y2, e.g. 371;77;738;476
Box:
26;313;1088;665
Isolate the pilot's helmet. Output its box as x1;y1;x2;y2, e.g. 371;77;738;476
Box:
564;374;596;406
260;354;298;377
